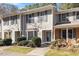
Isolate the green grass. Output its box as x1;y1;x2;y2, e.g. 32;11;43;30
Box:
45;48;79;56
5;46;34;54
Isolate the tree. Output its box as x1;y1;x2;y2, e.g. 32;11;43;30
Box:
61;3;79;10
0;3;18;17
21;3;56;10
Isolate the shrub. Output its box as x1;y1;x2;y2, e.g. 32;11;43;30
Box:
18;40;29;46
3;38;12;46
31;37;41;47
0;40;4;46
50;39;66;49
16;37;26;43
27;41;36;47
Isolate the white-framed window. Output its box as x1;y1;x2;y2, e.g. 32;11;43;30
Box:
11;15;18;25
76;12;79;19
61;29;76;40
3;17;9;26
27;31;37;40
26;13;34;23
58;14;61;22
38;10;51;23
61;13;69;22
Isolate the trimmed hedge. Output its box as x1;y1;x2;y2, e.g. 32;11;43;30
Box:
18;40;29;46
3;38;12;46
31;37;41;47
27;41;36;47
16;37;26;43
0;39;12;46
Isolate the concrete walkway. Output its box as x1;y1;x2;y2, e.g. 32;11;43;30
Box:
26;47;49;56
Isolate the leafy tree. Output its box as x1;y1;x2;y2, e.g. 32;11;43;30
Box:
61;3;79;10
21;3;56;10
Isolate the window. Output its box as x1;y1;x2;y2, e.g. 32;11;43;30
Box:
38;10;49;23
28;31;37;40
62;13;69;22
28;31;33;40
76;12;79;19
34;31;37;37
68;29;76;39
58;14;61;22
11;15;18;25
61;29;76;40
68;29;72;39
3;17;9;26
26;13;34;23
73;29;76;38
62;30;66;39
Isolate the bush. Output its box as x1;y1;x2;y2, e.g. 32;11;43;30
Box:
0;40;4;46
3;38;12;46
16;37;26;43
27;41;36;47
18;40;29;46
31;37;41;47
50;39;67;49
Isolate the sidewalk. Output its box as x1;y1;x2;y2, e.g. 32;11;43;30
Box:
26;47;49;56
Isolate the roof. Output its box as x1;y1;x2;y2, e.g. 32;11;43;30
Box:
54;23;79;28
2;4;54;18
58;7;79;14
21;4;54;15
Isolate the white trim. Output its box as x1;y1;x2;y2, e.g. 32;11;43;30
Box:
26;31;28;40
66;28;68;41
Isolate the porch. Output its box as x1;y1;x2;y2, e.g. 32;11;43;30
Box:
54;23;79;44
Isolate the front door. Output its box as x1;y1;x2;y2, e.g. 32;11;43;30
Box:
15;31;20;41
42;30;51;43
4;32;11;39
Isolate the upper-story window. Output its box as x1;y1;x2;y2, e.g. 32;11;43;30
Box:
58;14;61;22
38;10;50;23
26;13;34;23
61;13;69;22
11;15;18;25
76;12;79;19
3;17;9;26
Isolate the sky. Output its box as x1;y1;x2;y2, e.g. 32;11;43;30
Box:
11;3;32;9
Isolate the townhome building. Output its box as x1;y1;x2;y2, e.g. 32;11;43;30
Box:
54;8;79;42
1;4;79;44
0;4;57;44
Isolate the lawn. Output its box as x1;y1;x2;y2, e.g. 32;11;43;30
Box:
45;48;79;56
5;46;34;54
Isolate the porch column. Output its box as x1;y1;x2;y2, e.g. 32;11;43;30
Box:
66;28;68;41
